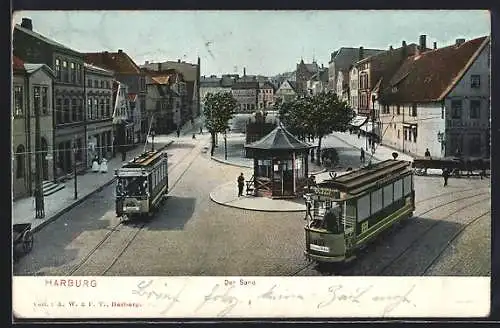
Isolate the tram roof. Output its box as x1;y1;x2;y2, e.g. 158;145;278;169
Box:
121;150;165;169
317;159;411;195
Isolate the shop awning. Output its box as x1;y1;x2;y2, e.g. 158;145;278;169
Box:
349;115;369;127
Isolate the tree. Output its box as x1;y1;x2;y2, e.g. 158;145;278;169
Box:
203;92;238;156
309;91;355;165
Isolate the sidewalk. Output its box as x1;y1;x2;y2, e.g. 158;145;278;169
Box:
12;115;204;233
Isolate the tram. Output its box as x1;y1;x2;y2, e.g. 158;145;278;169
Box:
304;159;415;264
115;150;169;220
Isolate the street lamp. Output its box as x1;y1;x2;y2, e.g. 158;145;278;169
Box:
150;129;156;151
73;142;78;200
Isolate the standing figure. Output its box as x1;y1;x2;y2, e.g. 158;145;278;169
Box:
116;181;124;217
176;128;180;138
360;147;365;164
200;126;203;134
442;168;450;187
237;173;245;197
424;148;431;158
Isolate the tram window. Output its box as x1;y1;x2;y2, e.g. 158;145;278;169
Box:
123;176;147;196
357;194;371;222
403;175;412;196
371;189;383;214
394;179;403;200
345;199;357;219
383;184;393;207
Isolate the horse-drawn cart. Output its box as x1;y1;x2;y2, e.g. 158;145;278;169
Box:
13;223;34;260
412;157;489;177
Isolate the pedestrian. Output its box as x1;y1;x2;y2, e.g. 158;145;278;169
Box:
358;131;361;139
237;173;245;197
442;168;450;187
115;181;124;217
360;147;365;164
176;128;180;138
424;148;431;159
121;150;126;162
200;126;203;134
192;133;196;139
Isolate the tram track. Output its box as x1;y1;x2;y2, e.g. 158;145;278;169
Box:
289;187;490;276
67;141;204;276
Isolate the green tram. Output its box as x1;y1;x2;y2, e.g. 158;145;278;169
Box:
115;150;169;221
304;159;415;263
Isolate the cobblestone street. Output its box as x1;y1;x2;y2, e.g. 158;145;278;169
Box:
13;131;491;277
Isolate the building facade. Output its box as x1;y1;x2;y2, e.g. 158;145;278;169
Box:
112;81;135;153
257;81;275;109
295;59;319;96
84;50;147;145
231;82;258;113
12;57;55;199
13;18;86;180
274;80;298;103
84;63;114;167
379;36;490;159
306;67;329;96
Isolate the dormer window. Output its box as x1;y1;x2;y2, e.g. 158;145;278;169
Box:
471;75;480;88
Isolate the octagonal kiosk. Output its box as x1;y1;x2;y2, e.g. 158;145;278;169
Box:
244;124;314;199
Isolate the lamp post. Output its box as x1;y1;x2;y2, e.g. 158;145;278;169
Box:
371;94;376;153
73;142;78;200
150;129;156;151
224;128;228;160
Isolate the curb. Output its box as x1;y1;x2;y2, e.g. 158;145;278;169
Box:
209;192;306;213
30;141;174;234
211;156;253;169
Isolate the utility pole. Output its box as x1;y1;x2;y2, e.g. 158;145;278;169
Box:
371;94;376;154
34;88;45;219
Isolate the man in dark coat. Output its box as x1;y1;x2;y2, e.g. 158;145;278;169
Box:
442;168;450;187
116;181;124;217
237;173;245;197
360;147;365;164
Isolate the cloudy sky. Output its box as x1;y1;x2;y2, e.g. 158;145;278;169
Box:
13;10;490;76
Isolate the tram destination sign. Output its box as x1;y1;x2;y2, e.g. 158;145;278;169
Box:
313;187;340;198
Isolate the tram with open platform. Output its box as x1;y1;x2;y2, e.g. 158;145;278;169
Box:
304;159;415;264
115;150;169;221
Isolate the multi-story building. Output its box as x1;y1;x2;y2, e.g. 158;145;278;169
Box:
379;36;490;159
274;80;298;103
141;59;201;122
12;56;55;199
328;47;384;92
111;81;135;153
295;59;319;96
200;75;226;104
350;39;422;138
13;18;86;180
84;63;114;167
257;81;275;109
307;66;329;96
145;70;186;133
335;69;350;102
84;50;147;145
231;81;259;113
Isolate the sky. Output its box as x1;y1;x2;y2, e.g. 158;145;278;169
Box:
13;10;490;77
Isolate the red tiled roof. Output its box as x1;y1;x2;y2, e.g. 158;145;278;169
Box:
380;36;488;103
84;51;141;75
13;55;25;72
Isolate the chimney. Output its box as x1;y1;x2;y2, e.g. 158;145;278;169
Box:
389;45;393;50
177;59;181;63
401;40;408;58
21;18;33;30
419;35;427;51
433;42;437;50
358;47;364;61
118;49;123;53
243;67;246;76
456;38;466;46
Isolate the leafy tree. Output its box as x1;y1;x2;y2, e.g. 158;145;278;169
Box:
203;92;238;156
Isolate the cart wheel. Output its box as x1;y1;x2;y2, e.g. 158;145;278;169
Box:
22;230;34;253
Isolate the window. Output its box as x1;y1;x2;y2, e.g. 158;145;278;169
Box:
16;145;25;178
383;105;390;114
94;80;99;88
441;105;444;119
93;98;98;119
63;98;70;122
41;87;48;114
100;80;104;89
397;129;400;139
76;64;81;84
72;99;77;121
56;98;62;124
451;100;462;119
88;79;92;88
14;86;23;116
471;75;480;88
396;105;400;115
468;134;481;156
87;98;92;120
413;127;418;142
62;61;68;82
33;86;40;116
100;98;105;117
470;100;480;119
105;98;111;117
411;104;417;117
70;62;76;83
383;184;393;207
55;58;61;80
404;128;408;141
